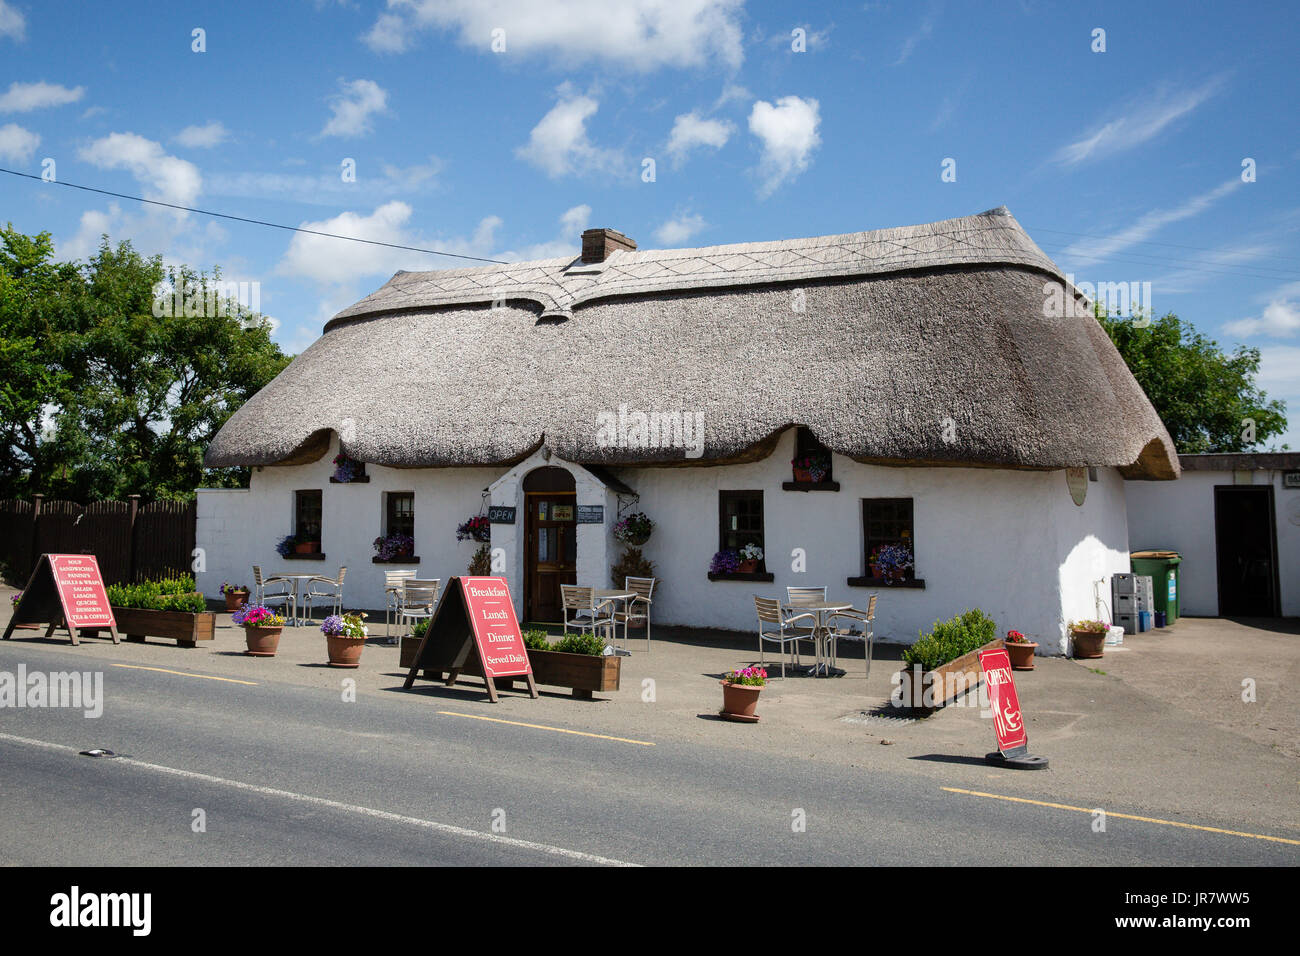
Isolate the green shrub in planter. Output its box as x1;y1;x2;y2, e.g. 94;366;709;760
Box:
902;608;997;671
107;578;206;613
550;632;607;656
521;628;552;651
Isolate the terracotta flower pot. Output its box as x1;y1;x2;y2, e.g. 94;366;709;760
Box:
244;625;283;657
1072;631;1106;659
326;635;366;668
793;467;813;482
738;559;758;574
720;680;762;718
294;541;319;554
224;589;249;612
1006;641;1038;670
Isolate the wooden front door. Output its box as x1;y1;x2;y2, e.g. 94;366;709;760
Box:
525;491;577;622
521;467;579;623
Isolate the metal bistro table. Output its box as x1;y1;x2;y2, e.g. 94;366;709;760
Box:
273;573;321;627
782;599;851;677
593;588;636;653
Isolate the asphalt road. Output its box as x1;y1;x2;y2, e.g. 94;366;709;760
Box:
1;642;1296;866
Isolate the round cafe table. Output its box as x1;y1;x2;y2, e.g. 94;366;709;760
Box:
271;573;320;627
781;600;851;677
593;588;635;651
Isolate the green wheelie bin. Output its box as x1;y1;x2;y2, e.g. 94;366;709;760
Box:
1131;550;1182;625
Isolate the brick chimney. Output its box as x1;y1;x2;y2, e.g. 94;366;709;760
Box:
580;227;637;263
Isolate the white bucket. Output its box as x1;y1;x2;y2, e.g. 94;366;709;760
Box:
1105;625;1124;645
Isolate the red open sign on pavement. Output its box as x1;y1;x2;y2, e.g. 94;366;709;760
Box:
978;647;1027;755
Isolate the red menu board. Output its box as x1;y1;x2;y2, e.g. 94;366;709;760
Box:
460;576;531;678
978;647;1028;755
49;554;116;629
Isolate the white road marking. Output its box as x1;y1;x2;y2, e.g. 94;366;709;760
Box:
0;731;638;866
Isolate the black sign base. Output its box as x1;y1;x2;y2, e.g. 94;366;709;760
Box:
985;751;1050;770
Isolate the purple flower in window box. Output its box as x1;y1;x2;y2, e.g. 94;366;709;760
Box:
709;549;741;575
372;534;415;560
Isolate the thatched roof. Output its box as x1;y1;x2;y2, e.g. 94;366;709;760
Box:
206;207;1179;479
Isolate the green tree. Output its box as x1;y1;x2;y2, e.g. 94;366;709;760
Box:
1101;310;1287;453
0;225;292;500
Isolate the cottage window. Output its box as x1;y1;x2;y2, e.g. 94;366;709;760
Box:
719;490;765;558
386;492;415;539
863;497;913;580
295;490;322;544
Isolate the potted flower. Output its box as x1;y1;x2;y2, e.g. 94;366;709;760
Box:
720;666;767;721
332;453;364;483
791;453;831;483
456;515;491;543
709;549;741;576
233;604;285;657
1005;629;1038;670
738;542;764;574
373;533;415;561
1070;619;1108;659
321;612;368;668
220;581;250;612
275;534;297;558
294;530;320;555
10;591;35;630
613;512;653;546
875;542;913;584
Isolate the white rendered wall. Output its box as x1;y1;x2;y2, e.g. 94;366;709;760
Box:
1126;470;1300;617
198;430;1134;651
198;434;500;613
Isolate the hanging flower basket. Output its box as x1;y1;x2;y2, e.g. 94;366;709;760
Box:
613;512;654;546
456;515;491;543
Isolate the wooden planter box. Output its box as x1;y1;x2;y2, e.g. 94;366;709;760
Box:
401;639;620;699
111;606;216;648
896;638;1003;712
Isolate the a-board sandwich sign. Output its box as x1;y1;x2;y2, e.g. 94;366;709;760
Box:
402;576;535;702
3;554;119;646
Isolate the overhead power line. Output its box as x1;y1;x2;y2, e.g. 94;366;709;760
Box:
0;166;508;265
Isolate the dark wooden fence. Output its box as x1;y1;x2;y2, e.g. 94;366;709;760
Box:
0;495;196;586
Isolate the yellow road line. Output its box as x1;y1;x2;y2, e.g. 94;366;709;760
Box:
111;663;258;686
437;711;654;747
942;787;1300;846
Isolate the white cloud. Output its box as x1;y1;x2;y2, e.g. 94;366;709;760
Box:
666;111;733;166
78;132;202;207
380;154;442;189
0;1;25;41
894;5;938;66
0;122;39;163
1225;299;1300;339
748;95;821;197
1054;75;1227;166
363;13;409;53
516;86;623;178
0;80;85;112
1063;179;1241;262
497;204;591;261
175;121;230;149
371;0;744;70
654;212;707;246
320;78;389;138
276;201;503;285
206;156;443;206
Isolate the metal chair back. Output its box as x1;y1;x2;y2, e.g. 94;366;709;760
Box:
786;586;827;606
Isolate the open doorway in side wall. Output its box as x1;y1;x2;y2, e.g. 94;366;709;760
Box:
1214;485;1281;617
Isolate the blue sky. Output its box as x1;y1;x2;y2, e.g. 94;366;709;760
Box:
2;0;1298;447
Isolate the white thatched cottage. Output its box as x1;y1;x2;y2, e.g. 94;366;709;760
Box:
199;207;1179;654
